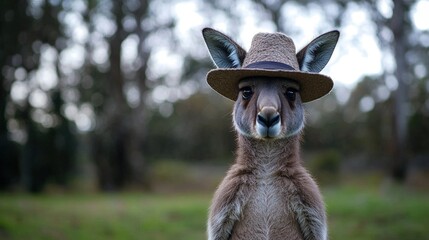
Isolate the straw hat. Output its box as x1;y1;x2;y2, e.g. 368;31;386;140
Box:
206;32;334;102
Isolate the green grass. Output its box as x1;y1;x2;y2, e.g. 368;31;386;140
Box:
326;185;429;240
0;193;210;240
0;186;428;240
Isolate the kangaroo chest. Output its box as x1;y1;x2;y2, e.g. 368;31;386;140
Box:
230;162;303;240
251;176;287;222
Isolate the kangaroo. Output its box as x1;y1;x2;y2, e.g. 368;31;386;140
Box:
202;28;339;240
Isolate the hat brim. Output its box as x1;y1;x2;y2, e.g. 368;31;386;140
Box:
207;68;334;103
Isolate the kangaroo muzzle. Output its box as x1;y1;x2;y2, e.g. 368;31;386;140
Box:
256;106;281;138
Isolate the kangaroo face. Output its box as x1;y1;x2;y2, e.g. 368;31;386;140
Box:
233;77;304;140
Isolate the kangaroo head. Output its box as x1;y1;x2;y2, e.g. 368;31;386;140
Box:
203;28;339;139
233;77;304;139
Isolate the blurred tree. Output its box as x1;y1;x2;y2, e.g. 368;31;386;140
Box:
144;92;235;163
84;0;203;190
84;0;153;190
1;0;213;191
408;73;429;155
0;0;77;192
364;0;421;181
0;1;21;189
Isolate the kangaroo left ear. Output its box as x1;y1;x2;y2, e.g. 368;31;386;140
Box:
297;30;340;73
202;28;246;68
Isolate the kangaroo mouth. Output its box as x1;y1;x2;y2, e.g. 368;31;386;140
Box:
255;123;282;139
255;110;282;139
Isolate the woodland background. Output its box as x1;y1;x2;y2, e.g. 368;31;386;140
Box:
1;0;429;239
2;0;429;192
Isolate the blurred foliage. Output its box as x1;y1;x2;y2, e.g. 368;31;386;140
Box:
308;150;341;185
149;160;226;193
1;0;429;192
0;0;77;192
144;93;235;162
151;161;192;182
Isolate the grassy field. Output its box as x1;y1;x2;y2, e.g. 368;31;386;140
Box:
325;185;429;240
0;185;429;240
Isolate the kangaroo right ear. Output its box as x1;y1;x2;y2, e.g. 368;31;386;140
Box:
202;28;246;68
297;30;340;73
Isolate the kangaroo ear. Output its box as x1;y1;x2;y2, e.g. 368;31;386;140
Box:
202;28;246;68
297;30;340;73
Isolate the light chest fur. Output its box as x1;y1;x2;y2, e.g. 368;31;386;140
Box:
227;142;309;240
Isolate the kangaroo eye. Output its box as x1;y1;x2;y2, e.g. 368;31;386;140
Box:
285;88;297;102
240;86;253;100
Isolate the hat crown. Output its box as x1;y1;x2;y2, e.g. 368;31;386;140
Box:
243;33;299;70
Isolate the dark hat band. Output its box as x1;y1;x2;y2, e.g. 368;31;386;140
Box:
245;61;296;71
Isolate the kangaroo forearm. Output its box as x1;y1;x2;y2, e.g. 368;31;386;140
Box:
293;201;327;240
208;175;250;240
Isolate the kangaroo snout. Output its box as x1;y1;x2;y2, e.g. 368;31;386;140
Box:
257;107;280;128
256;107;281;138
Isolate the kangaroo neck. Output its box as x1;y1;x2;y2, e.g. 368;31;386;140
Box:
236;134;301;169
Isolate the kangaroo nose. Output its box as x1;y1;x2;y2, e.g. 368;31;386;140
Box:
257;109;280;128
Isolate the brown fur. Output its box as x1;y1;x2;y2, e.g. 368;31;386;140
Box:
207;79;327;240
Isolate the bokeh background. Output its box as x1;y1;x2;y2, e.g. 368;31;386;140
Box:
1;0;429;239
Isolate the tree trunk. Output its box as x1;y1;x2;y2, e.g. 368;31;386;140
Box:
125;0;151;189
92;0;129;190
92;0;151;190
390;0;409;181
